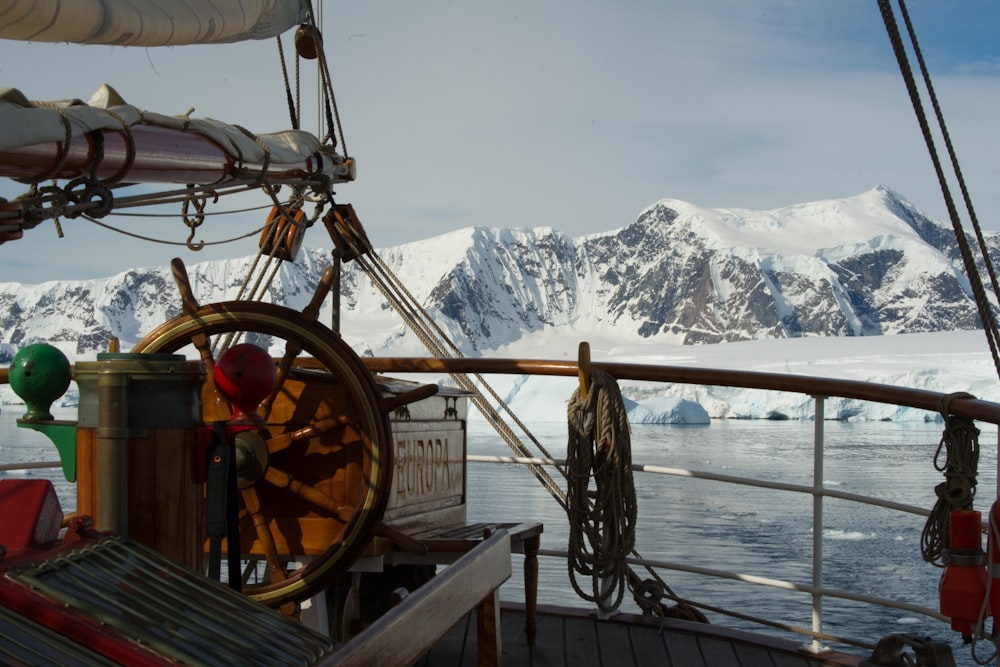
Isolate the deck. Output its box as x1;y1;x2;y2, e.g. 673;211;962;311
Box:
418;603;865;667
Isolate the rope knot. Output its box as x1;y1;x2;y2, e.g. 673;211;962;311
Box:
921;395;981;566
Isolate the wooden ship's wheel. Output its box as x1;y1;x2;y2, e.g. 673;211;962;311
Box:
132;259;398;608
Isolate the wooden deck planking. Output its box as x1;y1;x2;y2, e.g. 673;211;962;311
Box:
664;629;705;666
522;607;569;667
596;618;635;665
416;614;473;667
563;615;600;666
420;604;866;667
626;619;671;665
699;635;742;665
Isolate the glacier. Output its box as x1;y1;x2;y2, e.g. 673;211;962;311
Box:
2;186;999;424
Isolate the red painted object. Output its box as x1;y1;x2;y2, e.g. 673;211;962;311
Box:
989;500;1000;631
213;343;276;422
0;480;174;665
0;479;63;555
939;509;988;641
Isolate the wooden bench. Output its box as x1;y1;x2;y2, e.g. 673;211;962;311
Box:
356;521;544;646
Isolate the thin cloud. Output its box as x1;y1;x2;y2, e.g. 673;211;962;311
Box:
0;1;997;282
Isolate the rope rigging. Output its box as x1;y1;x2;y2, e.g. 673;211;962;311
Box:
336;221;728;628
920;392;981;566
5;2;990;651
326;209;569;507
877;0;1000;384
2;0;348;255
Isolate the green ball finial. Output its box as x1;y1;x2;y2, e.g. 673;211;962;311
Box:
9;343;72;420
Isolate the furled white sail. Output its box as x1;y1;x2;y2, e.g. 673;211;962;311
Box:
0;0;308;46
0;85;354;185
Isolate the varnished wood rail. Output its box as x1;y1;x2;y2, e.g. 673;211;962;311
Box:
359;356;1000;425
7;356;997;423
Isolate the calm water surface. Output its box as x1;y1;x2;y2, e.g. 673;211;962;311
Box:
2;410;998;663
466;418;998;664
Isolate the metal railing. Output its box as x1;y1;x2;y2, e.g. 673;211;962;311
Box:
364;356;1000;651
466;429;944;653
5;354;999;652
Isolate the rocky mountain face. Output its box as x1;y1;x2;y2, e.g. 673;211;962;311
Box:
1;186;996;361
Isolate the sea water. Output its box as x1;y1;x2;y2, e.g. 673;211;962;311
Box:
466;419;1000;665
2;410;997;664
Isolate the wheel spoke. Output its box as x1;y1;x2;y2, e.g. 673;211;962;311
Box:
260;268;335;419
170;258;215;375
265;416;349;455
240;485;287;584
263;464;353;521
131;297;393;607
260;340;301;419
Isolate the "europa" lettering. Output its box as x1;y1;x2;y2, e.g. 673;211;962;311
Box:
395;438;452;498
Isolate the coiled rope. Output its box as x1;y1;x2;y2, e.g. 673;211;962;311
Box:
920;392;980;566
566;370;637;612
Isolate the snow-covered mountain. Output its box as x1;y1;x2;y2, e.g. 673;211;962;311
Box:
0;185;996;364
3;185;1000;420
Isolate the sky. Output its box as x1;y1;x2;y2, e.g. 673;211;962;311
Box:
1;1;999;284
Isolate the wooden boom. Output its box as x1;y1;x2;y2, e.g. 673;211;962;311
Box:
0;124;352;186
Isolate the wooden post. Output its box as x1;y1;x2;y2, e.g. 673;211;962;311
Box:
523;533;540;647
477;589;503;667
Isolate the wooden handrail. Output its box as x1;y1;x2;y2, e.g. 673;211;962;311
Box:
358;356;1000;425
6;354;997;423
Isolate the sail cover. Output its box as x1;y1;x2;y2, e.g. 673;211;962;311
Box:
0;0;308;46
0;85;354;185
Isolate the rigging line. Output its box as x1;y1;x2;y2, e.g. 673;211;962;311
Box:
346;247;568;504
335;227;567;498
894;1;1000;332
109;183;279;209
82;216;266;246
275;34;299;130
296;40;302;133
364;245;567;469
339;224;561;459
11;181;262;222
672;592;876;651
317;46;345;152
330;217;564;462
108;202;275;217
345;232;758;626
217;186;312;351
877;0;1000;382
308;1;346;152
307;1;317;137
216;254;284;353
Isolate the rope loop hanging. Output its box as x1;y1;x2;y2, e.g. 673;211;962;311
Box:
565;369;636;613
920;391;980;566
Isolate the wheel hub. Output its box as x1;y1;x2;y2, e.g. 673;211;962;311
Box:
233;430;270;488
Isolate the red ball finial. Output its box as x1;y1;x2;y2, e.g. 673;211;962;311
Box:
213;343;276;422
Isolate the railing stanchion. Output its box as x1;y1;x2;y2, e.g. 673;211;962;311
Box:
803;395;830;654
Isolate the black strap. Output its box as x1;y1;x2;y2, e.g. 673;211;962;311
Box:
205;422;229;582
225;433;242;593
205;422;242;591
